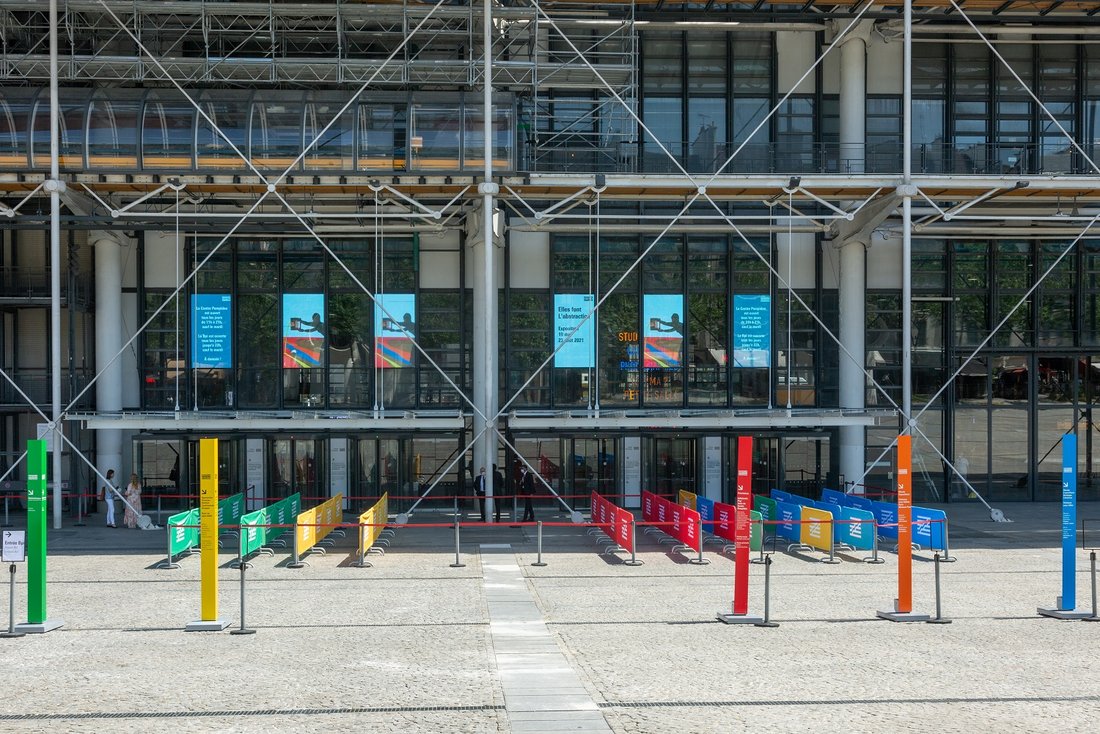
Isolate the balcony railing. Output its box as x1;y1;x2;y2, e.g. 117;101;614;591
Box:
524;140;1100;177
0;368;94;407
0;266;92;305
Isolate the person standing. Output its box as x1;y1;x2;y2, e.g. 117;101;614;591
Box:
123;473;143;529
492;464;504;523
100;469;117;528
519;462;535;523
475;466;487;522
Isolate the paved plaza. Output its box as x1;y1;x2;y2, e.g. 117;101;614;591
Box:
1;500;1099;733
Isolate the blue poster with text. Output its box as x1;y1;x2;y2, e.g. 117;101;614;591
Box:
733;294;771;368
554;294;595;368
191;294;232;368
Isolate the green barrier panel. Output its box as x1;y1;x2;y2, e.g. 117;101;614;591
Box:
217;492;245;530
167;508;200;556
753;495;777;532
267;493;301;544
750;509;763;551
239;507;268;557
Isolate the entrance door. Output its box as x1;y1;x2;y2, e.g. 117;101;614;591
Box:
565;437;617;509
186;438;236;499
649;437;697;498
728;436;778;500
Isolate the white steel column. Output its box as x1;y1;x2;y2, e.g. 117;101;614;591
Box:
93;232;124;492
837;22;871;175
902;1;913;427
837;22;871;490
477;0;499;523
48;0;63;528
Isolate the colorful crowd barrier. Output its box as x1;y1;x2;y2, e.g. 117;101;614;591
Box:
642;490;702;556
159;492;247;568
355;493;390;567
290;493;345;567
676;491;762;552
820;488;947;553
238;493;302;562
160;508;200;569
591;492;634;555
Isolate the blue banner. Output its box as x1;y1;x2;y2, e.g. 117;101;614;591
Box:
871;500;898;541
733;294;771;368
695;496;715;534
1061;433;1077;610
912;506;947;552
835;506;875;551
553;293;595;368
191;294;232;368
820;488;846;507
775;500;801;543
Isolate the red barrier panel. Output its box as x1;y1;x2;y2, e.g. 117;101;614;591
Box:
615;506;634;553
642;490;701;553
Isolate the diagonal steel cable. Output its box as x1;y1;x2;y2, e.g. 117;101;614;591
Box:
495;194;702;417
950;0;1100;175
61;192;273;416
269;189;486;422
270;0;452;187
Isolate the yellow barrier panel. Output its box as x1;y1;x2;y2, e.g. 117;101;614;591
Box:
799;505;833;553
294;494;344;559
677;489;696;511
357;493;389;557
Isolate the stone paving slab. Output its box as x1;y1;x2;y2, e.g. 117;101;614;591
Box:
0;502;1098;732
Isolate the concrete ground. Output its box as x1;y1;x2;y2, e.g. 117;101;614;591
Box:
0;499;1098;733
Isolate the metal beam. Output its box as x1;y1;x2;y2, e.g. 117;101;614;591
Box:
70;412;466;432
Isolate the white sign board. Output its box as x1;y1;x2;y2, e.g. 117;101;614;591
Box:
622;437;641;509
35;423;55;453
2;530;26;562
245;439;265;511
704;436;722;501
330;438;348;507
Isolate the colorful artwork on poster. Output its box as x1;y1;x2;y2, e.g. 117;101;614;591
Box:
282;293;325;368
191;294;232;368
375;293;416;368
554;293;595;368
643;293;684;368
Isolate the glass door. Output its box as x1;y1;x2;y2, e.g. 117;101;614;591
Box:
649;437;697;499
565;437;617;509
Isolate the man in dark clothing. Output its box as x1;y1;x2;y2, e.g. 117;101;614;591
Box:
492;464;504;523
519;462;536;523
474;466;487;522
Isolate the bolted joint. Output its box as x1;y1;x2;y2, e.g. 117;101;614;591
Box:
478;182;499;196
43;178;67;193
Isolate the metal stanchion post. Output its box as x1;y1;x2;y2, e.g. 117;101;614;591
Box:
230;557;256;635
863;523;885;564
624;520;644;566
157;494;163;525
2;564;24;638
927;553;952;624
74;491;85;527
450;517;465;568
531;521;547;567
941;520;957;563
754;555;779;628
1085;552;1099;622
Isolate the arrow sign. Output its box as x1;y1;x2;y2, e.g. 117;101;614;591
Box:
2;529;26;563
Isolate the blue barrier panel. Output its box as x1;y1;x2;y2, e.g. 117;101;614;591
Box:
912;506;946;551
847;494;875;513
771;489;793;504
871;500;899;541
696;496;715;534
787;492;815;507
836;506;875;550
820;488;846;507
775;500;801;543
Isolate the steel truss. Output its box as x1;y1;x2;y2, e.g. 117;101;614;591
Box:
2;1;1100;527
